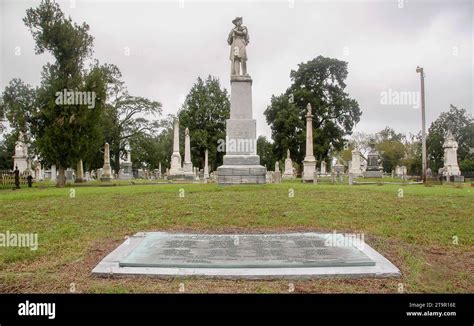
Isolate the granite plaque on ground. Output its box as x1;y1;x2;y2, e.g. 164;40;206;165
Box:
119;233;375;268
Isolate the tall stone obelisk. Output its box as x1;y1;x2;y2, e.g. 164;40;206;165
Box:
100;143;112;181
302;103;316;181
76;159;85;183
183;127;194;179
204;149;210;179
217;17;266;184
169;119;184;179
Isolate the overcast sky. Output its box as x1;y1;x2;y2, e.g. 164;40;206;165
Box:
1;0;472;140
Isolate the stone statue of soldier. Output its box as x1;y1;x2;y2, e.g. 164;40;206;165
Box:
227;17;249;76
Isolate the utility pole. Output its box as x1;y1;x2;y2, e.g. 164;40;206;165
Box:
416;66;427;183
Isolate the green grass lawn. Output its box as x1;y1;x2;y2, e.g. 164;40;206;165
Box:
0;180;472;293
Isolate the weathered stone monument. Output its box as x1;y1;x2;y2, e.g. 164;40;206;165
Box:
443;131;463;181
203;149;210;179
349;149;363;177
194;167;200;181
75;159;85;183
273;161;281;183
266;171;273;183
364;140;383;178
183;128;194;180
94;232;400;279
33;160;43;181
333;159;344;182
50;165;57;183
302;103;316;181
100;143;113;181
320;161;328;175
12;132;29;173
395;165;407;178
283;149;295;179
169;119;184;179
217;17;266;184
65;168;74;183
119;141;133;180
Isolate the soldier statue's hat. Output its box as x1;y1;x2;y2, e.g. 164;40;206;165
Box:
232;17;243;25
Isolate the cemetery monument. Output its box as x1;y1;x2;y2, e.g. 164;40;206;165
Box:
283;149;295;179
217;17;266;184
169;119;184;179
302;103;317;181
443;130;463;181
12;132;29;173
100;143;113;181
183;128;194;180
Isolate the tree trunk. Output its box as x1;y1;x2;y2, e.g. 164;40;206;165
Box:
56;166;66;187
114;149;120;175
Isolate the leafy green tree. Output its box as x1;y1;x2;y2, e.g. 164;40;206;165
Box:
375;127;406;172
264;56;362;169
0;79;37;136
402;133;422;175
376;126;404;143
130;114;174;171
256;136;275;170
427;105;473;171
99;64;162;173
0;132;16;170
459;159;474;174
22;0;107;186
376;140;405;172
1;79;39;165
178;75;230;171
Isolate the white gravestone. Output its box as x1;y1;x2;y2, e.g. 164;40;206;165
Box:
349;149;363;177
283;149;295;179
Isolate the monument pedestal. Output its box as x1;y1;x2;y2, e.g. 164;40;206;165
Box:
302;159;316;181
13;155;28;173
183;162;194;180
363;170;383;178
217;75;266;185
100;173;112;182
119;162;133;180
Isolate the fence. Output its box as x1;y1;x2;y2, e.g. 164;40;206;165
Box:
0;170;31;189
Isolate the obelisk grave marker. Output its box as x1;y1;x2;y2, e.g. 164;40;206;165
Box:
183;127;194;180
217;17;266;184
169;119;184;179
100;143;112;182
302;103;316;181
